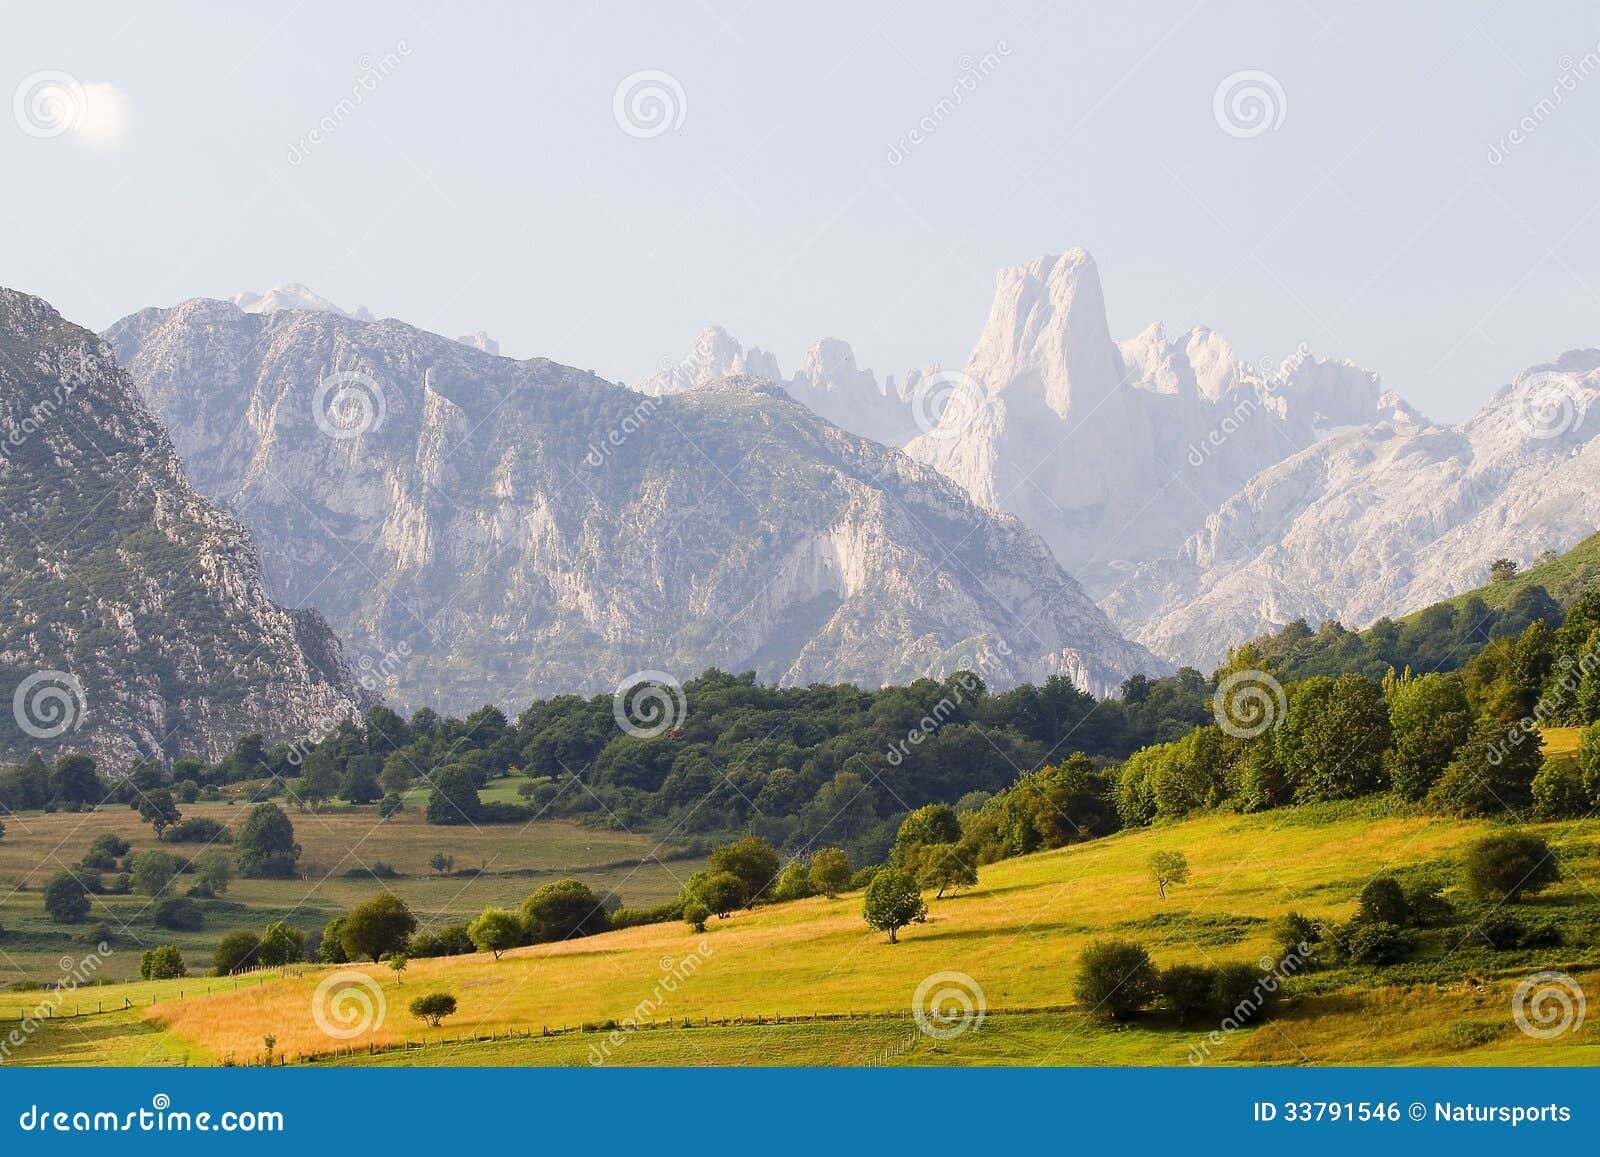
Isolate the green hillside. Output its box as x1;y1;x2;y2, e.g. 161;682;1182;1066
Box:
1407;531;1600;621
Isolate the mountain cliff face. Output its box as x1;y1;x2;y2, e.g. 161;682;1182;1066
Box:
904;249;1409;593
638;326;927;446
106;301;1161;713
0;288;364;766
1103;353;1600;668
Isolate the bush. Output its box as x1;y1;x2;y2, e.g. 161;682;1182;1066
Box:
848;865;883;891
1402;880;1454;927
1343;921;1411;965
1271;911;1321;971
214;930;260;975
166;817;231;844
409;924;476;958
1355;876;1410;926
1074;939;1159;1021
1462;831;1560;902
340;893;417;961
683;900;710;934
520;879;610;944
1531;759;1589;819
153;898;204;931
42;872;91;923
1476;914;1526;950
1210;962;1280;1025
257;921;306;965
808;847;852;898
1159;964;1216;1025
139;946;187;980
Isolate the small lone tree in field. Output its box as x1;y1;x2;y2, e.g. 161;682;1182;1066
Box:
863;868;927;944
467;907;522;959
386;952;408;986
683;900;711;934
808;847;851;899
1463;831;1560;902
1148;851;1190;899
430;852;454;877
137;789;182;841
410;992;457;1028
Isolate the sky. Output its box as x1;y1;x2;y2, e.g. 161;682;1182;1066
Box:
4;1;1600;422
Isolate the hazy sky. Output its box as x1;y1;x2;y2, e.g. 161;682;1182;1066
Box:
5;1;1600;421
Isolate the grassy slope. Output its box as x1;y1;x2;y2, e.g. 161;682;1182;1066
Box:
13;803;1600;1067
1403;531;1600;621
0;802;700;983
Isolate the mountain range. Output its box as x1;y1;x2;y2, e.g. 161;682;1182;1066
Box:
105;298;1157;714
0;288;363;764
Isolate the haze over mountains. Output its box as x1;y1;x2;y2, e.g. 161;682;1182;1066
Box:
0;289;364;763
106;298;1158;714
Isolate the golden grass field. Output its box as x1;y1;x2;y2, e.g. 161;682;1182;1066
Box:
9;803;1599;1067
0;800;701;983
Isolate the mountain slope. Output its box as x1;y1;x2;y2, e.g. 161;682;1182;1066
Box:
1105;352;1600;667
106;301;1161;712
0;288;364;764
904;249;1409;593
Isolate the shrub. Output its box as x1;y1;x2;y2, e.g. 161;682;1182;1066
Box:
1476;913;1526;950
1211;962;1281;1025
772;861;813;902
520;879;610;944
1462;832;1560;902
1355;876;1409;927
139;946;187;980
1531;759;1589;819
1343;921;1411;965
214;931;260;975
1402;880;1454;927
166;817;231;844
340;893;417;961
683;900;710;934
42;872;91;923
153;898;204;931
1271;911;1321;971
1159;964;1216;1025
257;921;306;965
1074;939;1159;1021
409;924;476;958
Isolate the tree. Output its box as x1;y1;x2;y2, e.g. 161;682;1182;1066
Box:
808;847;852;899
430;852;455;876
295;748;339;810
467;908;522;959
916;841;979;898
129;850;182;897
862;868;926;943
43;872;90;923
387;953;408;986
409;992;457;1028
191;849;233;897
1462;831;1561;902
1489;557;1518;584
426;766;482;825
1428;713;1542;815
139;945;187;980
683;900;710;933
214;930;261;975
1278;675;1391;801
520;878;610;943
234;803;301;878
1160;963;1215;1025
1385;672;1472;800
315;918;349;963
891;803;962;866
50;754;102;807
154;898;204;931
772;860;813;902
685;870;744;919
708;836;782;908
257;921;306;966
340;893;417;962
1148;850;1190;899
1074;939;1159;1021
377;793;404;820
341;759;382;805
137;789;182;840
